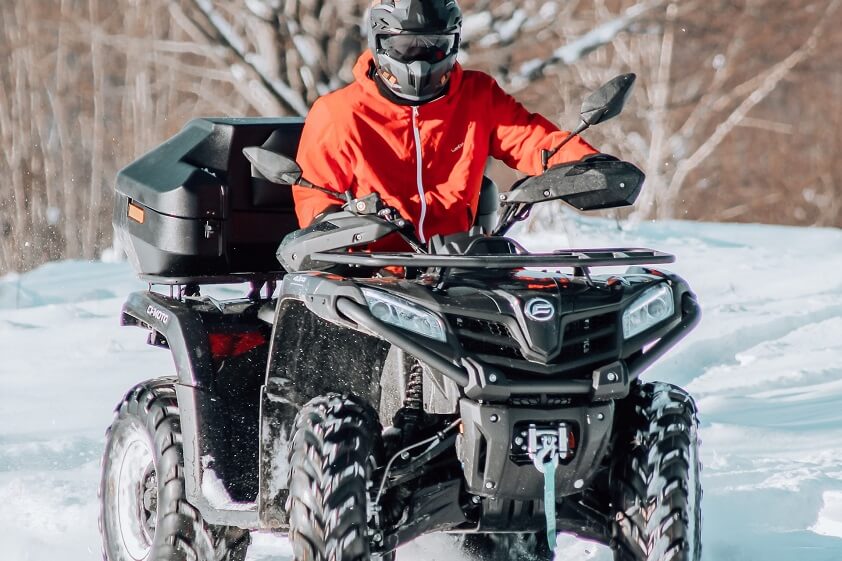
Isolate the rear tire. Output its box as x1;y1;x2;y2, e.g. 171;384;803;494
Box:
99;378;250;561
457;532;554;561
286;394;381;561
610;382;702;561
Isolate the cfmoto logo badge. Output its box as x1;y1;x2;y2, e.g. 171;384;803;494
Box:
524;298;555;322
146;305;170;325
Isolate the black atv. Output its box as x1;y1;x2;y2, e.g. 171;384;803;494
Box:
100;75;702;561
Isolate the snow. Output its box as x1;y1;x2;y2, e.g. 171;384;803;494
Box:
2;214;842;560
461;12;494;43
517;1;665;80
813;491;842;538
202;459;257;512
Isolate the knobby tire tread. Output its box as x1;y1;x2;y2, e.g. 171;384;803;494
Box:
610;382;702;561
100;377;250;561
286;394;380;561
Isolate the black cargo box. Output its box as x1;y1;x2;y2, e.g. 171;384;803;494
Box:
114;117;305;280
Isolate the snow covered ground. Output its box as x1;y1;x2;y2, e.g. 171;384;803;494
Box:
1;213;842;561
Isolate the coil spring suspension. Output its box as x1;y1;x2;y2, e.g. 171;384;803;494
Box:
404;361;424;411
393;360;425;445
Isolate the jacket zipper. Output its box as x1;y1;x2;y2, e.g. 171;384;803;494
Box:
411;106;427;243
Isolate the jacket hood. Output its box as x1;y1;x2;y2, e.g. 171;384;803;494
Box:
351;51;464;110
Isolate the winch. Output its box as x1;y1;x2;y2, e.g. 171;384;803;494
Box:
510;422;576;467
521;422;575;551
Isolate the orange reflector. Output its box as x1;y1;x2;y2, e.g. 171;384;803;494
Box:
128;201;145;224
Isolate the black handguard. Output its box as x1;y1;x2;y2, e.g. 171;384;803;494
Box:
579;153;620;163
500;154;643;210
311;204;344;224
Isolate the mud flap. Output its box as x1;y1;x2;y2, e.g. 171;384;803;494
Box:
258;385;298;529
257;300;390;529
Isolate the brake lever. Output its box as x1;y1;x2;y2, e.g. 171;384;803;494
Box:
379;209;426;254
344;193;427;254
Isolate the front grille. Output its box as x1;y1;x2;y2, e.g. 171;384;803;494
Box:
508;395;572;407
447;311;619;375
556;311;618;363
447;315;524;360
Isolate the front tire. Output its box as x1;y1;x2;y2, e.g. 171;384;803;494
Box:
610;382;702;561
99;378;250;561
286;394;381;561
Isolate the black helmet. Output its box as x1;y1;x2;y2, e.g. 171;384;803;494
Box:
368;0;463;104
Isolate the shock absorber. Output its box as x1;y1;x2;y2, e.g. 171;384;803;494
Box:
404;360;424;411
378;359;426;525
393;359;425;445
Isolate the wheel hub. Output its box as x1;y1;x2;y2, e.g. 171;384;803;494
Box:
140;465;158;543
116;431;155;560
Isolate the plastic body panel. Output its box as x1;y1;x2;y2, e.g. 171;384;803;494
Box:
280;268;695;386
258;299;391;528
114;118;304;278
120;291;270;527
457;399;614;499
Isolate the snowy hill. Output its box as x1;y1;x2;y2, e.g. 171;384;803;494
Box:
1;214;841;561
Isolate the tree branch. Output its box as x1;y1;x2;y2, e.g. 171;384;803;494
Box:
660;0;840;218
513;0;667;82
188;0;309;116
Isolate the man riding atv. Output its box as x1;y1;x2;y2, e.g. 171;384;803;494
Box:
294;0;600;242
100;2;702;561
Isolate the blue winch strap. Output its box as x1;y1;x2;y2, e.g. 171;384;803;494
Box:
543;460;557;551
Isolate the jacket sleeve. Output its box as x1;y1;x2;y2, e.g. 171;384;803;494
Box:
487;77;597;175
293;97;355;227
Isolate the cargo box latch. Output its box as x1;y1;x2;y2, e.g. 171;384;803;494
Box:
204;220;220;239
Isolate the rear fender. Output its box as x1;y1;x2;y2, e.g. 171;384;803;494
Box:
121;291;213;388
120;291;263;528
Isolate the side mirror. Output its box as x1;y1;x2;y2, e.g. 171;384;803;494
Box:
580;73;636;126
243;146;303;186
540;73;637;171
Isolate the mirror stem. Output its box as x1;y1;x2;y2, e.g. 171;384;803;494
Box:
542;121;589;171
298;178;351;202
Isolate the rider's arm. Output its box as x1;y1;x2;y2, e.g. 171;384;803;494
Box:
294;97;355;226
486;77;598;174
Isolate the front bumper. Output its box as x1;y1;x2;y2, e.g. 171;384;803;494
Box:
335;293;701;402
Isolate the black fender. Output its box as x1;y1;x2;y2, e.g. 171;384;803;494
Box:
121;291;265;528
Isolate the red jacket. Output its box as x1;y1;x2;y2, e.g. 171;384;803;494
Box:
294;51;597;242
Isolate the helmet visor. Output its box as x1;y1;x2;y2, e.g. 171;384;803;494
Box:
378;34;457;64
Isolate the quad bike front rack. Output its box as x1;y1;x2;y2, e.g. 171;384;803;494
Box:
307;247;675;269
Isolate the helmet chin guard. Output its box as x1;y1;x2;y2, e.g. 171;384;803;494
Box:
368;0;462;104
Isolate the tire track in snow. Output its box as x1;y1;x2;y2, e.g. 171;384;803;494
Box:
642;297;842;391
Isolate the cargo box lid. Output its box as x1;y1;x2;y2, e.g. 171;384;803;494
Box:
115;117;305;219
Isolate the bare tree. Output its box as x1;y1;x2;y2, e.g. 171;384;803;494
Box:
485;0;842;227
1;0;841;275
630;0;842;222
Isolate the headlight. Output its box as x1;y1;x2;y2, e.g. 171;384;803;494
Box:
622;284;674;339
361;288;447;342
